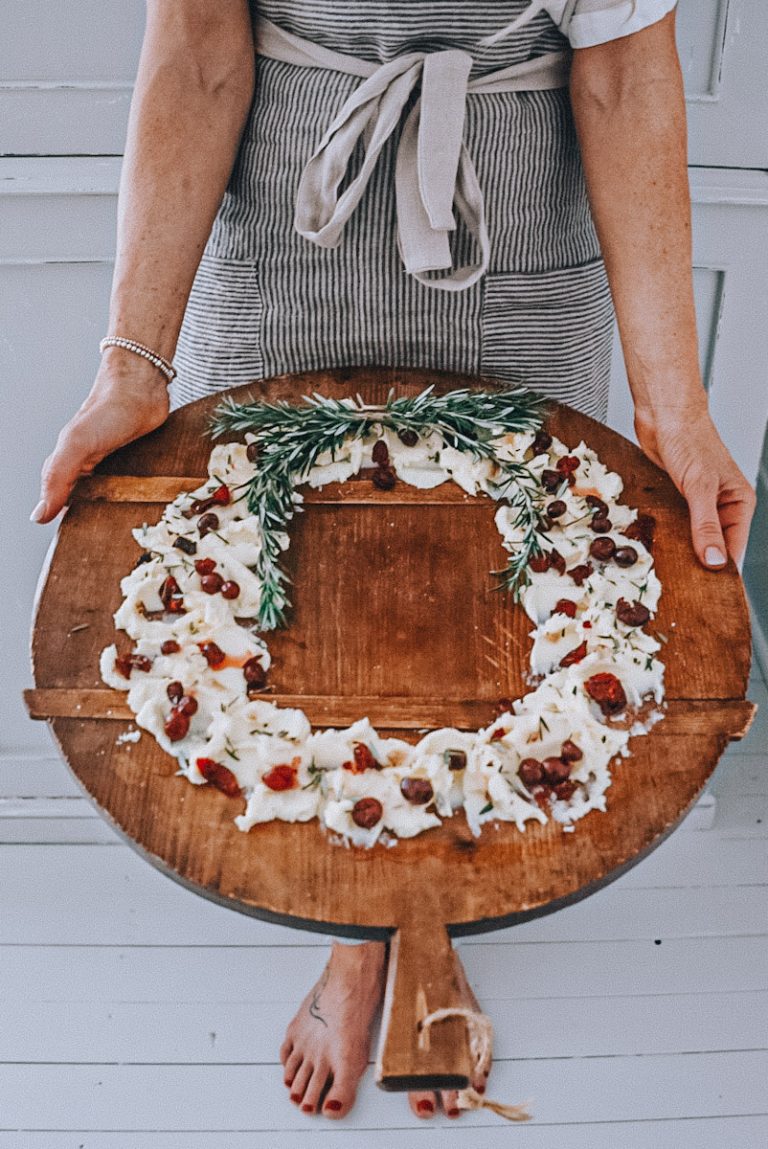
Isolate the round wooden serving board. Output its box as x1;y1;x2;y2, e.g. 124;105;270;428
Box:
27;368;754;1092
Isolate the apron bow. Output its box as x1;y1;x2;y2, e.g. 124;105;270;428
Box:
294;48;490;292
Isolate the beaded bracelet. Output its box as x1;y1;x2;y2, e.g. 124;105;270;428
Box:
99;336;177;384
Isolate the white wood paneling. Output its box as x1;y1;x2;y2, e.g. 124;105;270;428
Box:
678;0;768;168
607;168;768;486
2;1;766;161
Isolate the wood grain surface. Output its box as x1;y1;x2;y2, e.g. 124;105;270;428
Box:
28;367;753;1090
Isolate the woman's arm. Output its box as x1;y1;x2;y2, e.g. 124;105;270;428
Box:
33;0;255;523
569;10;756;566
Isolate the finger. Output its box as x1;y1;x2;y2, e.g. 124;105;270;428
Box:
718;486;757;565
33;428;94;524
685;480;728;570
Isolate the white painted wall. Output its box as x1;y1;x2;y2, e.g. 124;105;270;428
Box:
1;1;767;755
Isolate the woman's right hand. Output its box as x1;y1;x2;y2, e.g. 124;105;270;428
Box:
30;351;170;524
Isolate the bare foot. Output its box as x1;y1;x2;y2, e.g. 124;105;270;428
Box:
408;948;489;1120
280;939;387;1119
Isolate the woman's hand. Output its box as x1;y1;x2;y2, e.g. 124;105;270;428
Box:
30;353;170;524
635;405;756;569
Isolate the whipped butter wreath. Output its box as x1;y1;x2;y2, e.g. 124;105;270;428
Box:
101;387;665;847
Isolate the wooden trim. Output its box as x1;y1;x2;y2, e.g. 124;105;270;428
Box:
23;688;756;739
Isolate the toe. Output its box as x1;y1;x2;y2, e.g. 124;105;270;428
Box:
441;1089;461;1118
283;1049;303;1087
301;1060;332;1115
472;1074;487;1096
290;1059;314;1106
408;1090;437;1119
279;1035;293;1065
322;1071;359;1119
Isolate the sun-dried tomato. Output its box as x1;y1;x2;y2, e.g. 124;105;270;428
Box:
552;599;577;619
159;575;183;611
568;563;594;587
262;763;298;792
556;455;580;475
114;653;153;679
586;672;627;715
197;757;241;797
549;548;566;576
559;641;588;668
624;513;656;552
553;779;578;802
529;552;551;574
198;641;226;668
194;558;217;576
210;484;231;506
343;743;379;773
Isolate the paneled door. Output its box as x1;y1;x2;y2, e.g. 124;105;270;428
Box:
608;1;768;488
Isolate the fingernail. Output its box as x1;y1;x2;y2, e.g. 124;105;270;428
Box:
324;1099;343;1112
417;1099;434;1113
302;1103;314;1113
705;546;726;567
448;1107;461;1117
30;500;46;523
290;1093;301;1102
476;1084;486;1094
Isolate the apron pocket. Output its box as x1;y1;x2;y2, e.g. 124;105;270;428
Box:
480;259;614;420
171;255;264;409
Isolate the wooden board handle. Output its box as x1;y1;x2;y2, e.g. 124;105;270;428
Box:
375;917;472;1091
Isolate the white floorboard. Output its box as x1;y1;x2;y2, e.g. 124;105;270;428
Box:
0;1121;767;1149
0;667;765;1144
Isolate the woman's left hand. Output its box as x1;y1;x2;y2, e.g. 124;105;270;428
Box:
634;406;756;569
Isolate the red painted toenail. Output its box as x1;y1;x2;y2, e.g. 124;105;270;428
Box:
302;1103;314;1113
417;1099;434;1113
476;1084;486;1094
448;1107;461;1117
325;1099;343;1111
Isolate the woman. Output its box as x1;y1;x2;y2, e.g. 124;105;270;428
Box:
31;0;755;1123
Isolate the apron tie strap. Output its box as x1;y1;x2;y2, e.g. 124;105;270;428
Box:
256;12;571;292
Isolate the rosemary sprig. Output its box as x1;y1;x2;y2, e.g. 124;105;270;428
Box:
212;386;548;630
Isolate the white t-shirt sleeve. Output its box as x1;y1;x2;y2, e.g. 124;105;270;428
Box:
547;0;678;49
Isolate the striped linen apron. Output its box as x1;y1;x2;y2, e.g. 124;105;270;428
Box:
171;0;614;419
